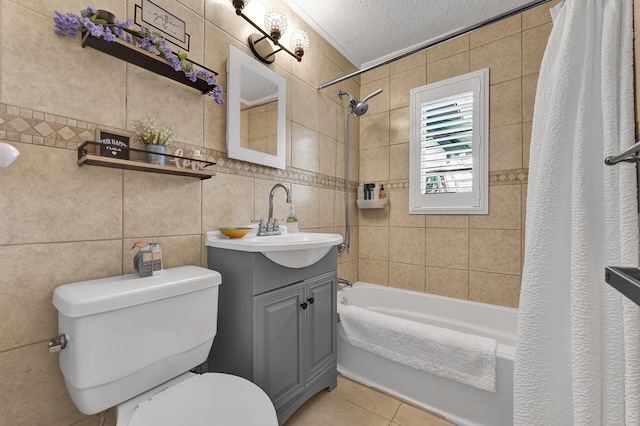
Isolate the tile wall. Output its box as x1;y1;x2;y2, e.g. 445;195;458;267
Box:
356;1;561;308
0;0;357;424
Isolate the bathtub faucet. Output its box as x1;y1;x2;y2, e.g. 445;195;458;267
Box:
338;277;352;287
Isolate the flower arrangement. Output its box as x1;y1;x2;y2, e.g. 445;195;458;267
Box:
135;114;175;146
53;6;224;104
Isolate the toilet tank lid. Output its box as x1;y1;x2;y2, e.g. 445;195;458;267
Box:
53;266;222;318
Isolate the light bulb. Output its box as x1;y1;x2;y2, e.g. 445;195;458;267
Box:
289;29;309;57
264;8;287;41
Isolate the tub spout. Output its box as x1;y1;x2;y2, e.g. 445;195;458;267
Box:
338;277;352;287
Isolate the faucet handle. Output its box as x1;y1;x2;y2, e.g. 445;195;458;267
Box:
273;219;280;232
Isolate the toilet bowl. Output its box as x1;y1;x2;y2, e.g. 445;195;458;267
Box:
51;266;278;425
118;372;277;425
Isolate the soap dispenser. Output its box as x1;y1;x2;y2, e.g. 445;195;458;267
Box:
287;205;299;233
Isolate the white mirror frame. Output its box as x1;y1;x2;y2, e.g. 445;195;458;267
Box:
226;45;287;170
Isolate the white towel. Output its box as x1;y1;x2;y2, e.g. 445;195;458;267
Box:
339;305;498;392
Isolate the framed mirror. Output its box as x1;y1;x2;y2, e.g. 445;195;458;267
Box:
226;45;286;170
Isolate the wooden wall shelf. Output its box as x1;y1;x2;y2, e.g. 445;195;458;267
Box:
81;32;218;95
78;141;216;180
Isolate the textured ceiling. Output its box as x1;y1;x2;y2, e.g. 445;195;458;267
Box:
281;0;550;69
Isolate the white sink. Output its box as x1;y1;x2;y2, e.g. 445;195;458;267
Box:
205;230;343;268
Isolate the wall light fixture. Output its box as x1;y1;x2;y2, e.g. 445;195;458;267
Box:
231;0;309;64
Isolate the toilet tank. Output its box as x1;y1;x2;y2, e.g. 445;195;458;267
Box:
52;266;222;415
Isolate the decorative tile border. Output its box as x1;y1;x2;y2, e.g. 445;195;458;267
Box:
0;102;525;192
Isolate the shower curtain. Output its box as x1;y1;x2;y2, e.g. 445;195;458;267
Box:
513;0;640;424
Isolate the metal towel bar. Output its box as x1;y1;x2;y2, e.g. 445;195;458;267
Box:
605;140;640;165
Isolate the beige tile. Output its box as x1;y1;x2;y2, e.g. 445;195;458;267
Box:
319;95;339;139
389;227;426;266
390;50;427;75
359;205;390;227
427;52;470;84
389;190;425;228
522;73;539;123
0;142;122;245
318;188;336;228
469;185;522;230
470;33;521;84
285;390;389;426
1;3;126;127
470;15;521;48
427;35;469;63
321;39;344;70
522;23;553;76
489;124;523;171
361;65;390;85
202;172;255;231
390;66;426;110
424;215;469;229
292;78;321;132
425;228;469;270
319;134;338;177
360;146;390;183
426;267;469;300
360;111;390;149
291;122;320;173
523;121;533;168
390;107;410;145
332;375;402;420
0;343;87;426
358;259;389;285
123;171;201;238
469;229;522;275
522;0;560;30
389;263;426;292
0;241;122;352
393;402;454;426
389;143;410;181
292;183;320;230
469;271;521;308
490;79;522;129
359;226;389;261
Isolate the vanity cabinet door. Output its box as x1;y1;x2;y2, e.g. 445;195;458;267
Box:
253;282;306;411
305;273;337;384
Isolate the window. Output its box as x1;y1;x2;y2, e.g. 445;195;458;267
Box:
409;69;489;214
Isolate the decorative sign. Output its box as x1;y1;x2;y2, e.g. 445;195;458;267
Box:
99;131;130;159
141;0;186;43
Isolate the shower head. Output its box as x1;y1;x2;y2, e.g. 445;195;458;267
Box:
338;88;383;117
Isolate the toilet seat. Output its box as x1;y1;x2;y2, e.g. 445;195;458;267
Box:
123;373;278;426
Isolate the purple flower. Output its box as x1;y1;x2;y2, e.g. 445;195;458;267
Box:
81;6;98;17
53;11;81;38
103;27;116;42
81;17;103;37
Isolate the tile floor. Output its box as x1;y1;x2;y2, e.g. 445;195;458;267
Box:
284;375;454;426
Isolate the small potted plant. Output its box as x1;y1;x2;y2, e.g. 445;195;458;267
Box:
135;113;175;165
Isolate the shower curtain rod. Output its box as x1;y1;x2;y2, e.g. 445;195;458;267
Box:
605;140;640;165
316;0;554;90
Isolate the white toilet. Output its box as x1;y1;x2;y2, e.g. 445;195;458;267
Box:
52;265;278;425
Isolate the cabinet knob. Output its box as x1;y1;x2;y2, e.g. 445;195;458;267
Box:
307;297;315;304
300;302;308;310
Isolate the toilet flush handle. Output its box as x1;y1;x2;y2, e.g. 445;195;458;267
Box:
48;334;68;353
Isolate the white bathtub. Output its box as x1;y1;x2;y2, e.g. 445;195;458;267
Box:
337;282;518;426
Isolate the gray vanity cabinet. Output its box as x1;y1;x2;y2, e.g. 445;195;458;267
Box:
204;246;338;425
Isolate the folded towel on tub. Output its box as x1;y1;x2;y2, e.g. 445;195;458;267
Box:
339;305;497;392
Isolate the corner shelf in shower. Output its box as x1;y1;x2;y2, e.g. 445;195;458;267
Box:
78;141;216;180
357;198;389;209
81;32;218;95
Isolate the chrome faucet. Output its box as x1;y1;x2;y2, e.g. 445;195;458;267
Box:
258;183;292;236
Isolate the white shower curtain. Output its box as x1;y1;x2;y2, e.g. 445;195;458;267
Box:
514;0;640;424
